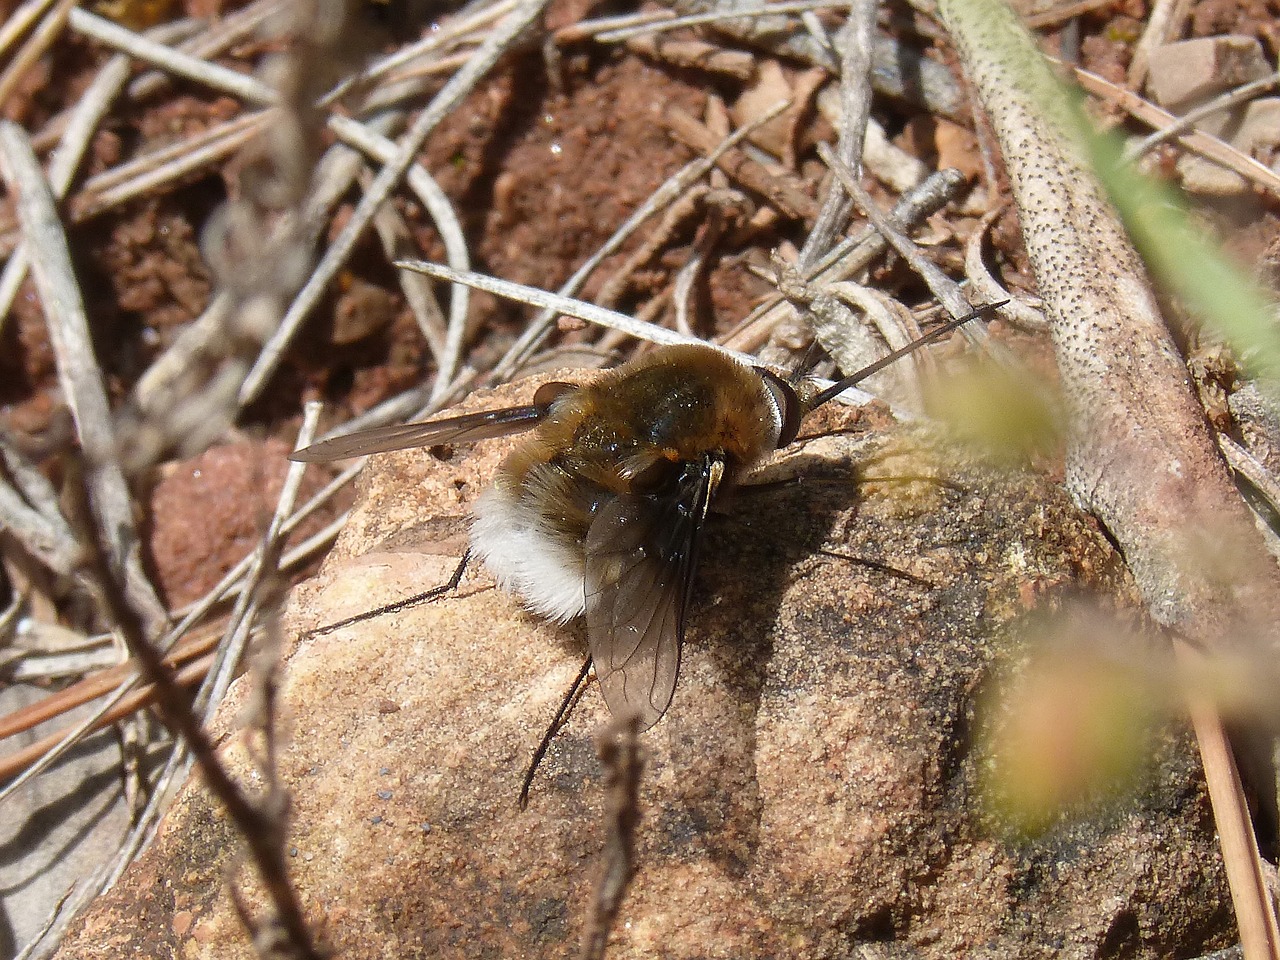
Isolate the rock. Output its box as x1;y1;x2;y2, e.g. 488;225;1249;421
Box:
1176;153;1251;196
146;438;343;608
1145;35;1271;118
1173;97;1280;196
50;376;1233;959
0;686;133;958
1145;36;1274;195
1235;97;1280;168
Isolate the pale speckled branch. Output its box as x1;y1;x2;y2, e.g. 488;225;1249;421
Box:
934;9;1280;951
934;0;1280;645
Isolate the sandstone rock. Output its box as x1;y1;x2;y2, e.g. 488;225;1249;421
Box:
51;377;1233;959
1145;35;1271;118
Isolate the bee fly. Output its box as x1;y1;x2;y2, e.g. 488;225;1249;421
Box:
292;303;1001;800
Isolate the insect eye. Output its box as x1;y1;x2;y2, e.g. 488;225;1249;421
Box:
532;381;576;414
629;458;680;495
755;367;802;448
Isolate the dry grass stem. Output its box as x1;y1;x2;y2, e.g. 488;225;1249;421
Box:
0;122;168;634
721;168;966;353
1022;0;1120;28
1073;66;1280;196
128;0;288;98
801;0;876;266
623;34;755;79
594;0;841;43
238;0;550;409
1177;639;1280;959
327;113;472;395
595;185;711;309
819;144;996;355
666;106;819;222
68;469;320;957
0;0;59;59
73;114;265;221
0;434;78;575
322;0;518;104
1126;0;1194;90
1125;70;1280;161
1217;435;1280;556
398;260;762;366
0;0;75;107
827;282;928;398
0;39;138;319
361;168;451;358
198;404;320;720
68;7;274;104
963;206;1048;332
0;652;215;782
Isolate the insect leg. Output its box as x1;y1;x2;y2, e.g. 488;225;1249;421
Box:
307;550;472;638
518;654;593;810
816;548;937;587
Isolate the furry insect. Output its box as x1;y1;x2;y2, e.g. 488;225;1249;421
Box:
292;306;995;795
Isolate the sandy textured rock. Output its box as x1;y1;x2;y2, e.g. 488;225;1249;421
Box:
52;377;1231;959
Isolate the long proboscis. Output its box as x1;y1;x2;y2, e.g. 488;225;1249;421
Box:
806;301;1008;412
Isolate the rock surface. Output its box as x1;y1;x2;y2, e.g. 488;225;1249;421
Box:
52;377;1232;959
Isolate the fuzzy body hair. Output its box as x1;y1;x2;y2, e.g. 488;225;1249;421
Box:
470;484;586;622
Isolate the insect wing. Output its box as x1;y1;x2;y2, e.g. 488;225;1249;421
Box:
584;459;719;730
290;404;545;461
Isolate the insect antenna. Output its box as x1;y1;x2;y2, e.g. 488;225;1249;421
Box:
806;301;1007;411
519;654;594;809
306;550;472;638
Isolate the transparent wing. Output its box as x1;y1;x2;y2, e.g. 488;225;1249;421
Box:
290;405;545;462
584;457;720;730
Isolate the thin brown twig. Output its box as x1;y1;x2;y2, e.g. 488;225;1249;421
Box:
578;715;642;960
0;652;216;782
63;442;321;959
1176;639;1280;960
0;625;219;742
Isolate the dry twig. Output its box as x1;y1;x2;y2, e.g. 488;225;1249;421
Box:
578;715;642;960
